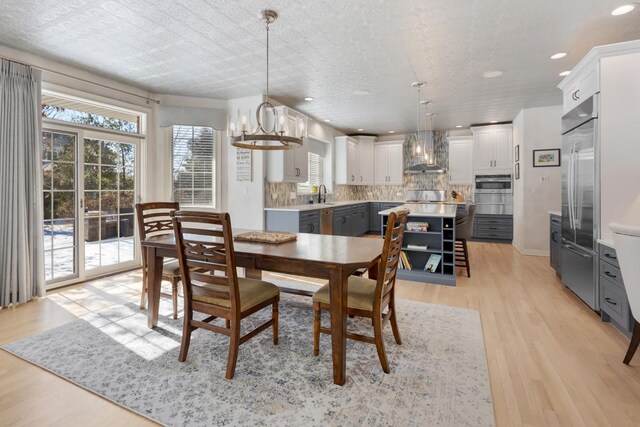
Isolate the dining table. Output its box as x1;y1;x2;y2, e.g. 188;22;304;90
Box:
141;230;384;386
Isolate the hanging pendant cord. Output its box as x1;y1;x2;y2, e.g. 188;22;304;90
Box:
266;21;270;101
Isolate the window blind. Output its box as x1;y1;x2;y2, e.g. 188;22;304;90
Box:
297;152;323;194
171;125;216;207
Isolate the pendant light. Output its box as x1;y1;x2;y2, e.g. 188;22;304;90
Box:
412;82;426;155
228;10;304;150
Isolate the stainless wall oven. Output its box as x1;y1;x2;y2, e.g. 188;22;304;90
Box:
474;175;513;214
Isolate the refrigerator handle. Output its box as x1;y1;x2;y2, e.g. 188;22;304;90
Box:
567;145;575;230
562;244;590;259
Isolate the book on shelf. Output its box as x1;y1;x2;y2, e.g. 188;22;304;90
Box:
406;222;430;232
424;254;441;273
406;243;428;250
399;251;412;270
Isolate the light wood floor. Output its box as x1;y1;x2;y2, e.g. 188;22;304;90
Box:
1;241;640;426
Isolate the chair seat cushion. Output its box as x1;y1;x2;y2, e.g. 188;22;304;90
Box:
162;259;182;277
193;278;280;312
312;276;376;311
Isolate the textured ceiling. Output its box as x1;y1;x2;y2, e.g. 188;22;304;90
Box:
1;0;640;133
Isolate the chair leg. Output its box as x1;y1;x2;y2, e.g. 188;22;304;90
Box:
178;310;192;362
272;298;279;345
225;319;231;329
624;320;640;365
373;314;390;374
140;267;147;309
463;239;471;278
226;318;241;380
389;296;402;345
313;302;321;356
172;279;179;320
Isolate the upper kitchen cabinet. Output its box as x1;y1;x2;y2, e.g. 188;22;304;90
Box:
471;124;513;175
374;140;404;185
560;59;599;115
266;106;309;183
335;136;375;185
447;136;473;185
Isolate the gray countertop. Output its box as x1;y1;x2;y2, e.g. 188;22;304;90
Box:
378;203;458;218
549;210;561;217
265;200;467;212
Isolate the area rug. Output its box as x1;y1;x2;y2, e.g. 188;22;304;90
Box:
2;294;494;427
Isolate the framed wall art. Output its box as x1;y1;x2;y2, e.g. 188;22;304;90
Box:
533;149;560;167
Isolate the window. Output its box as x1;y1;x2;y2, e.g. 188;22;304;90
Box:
171;125;216;207
297;152;323;194
42;93;140;134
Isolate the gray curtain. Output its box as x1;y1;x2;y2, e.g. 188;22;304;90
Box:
0;59;45;307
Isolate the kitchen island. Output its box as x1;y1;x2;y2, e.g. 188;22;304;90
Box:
379;203;458;286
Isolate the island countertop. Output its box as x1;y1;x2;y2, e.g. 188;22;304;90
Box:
378;203;457;218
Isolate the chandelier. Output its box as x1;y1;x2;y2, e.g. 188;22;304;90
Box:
229;10;304;150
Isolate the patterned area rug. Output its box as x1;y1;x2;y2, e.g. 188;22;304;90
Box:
2;294;494;426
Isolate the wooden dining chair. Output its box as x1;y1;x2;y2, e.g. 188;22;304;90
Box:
312;209;409;373
455;203;476;278
171;210;280;379
135;202;181;319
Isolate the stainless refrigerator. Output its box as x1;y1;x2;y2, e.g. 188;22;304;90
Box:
561;95;599;310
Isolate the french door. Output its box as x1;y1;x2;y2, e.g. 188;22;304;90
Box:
43;124;141;288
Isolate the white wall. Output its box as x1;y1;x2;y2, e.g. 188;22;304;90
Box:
600;51;640;242
225;95;266;229
512;105;563;255
512;111;526;251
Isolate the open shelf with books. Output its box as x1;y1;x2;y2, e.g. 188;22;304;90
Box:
382;211;457;286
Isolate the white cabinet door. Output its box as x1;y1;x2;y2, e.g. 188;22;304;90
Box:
448;137;473;185
387;143;404;185
282;148;297;181
374;144;388;184
358;139;374;185
493;128;513;173
474;130;495;173
347;139;359;184
294;144;309;183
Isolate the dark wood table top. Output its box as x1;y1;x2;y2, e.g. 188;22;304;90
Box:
142;231;384;269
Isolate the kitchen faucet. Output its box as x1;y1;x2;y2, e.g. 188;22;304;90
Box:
318;184;327;204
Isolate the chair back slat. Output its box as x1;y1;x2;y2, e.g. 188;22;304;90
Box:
376;210;409;307
172;210;240;311
135;202;180;241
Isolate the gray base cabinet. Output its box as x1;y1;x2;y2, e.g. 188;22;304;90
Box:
550;214;561;276
265;209;320;234
599;244;634;338
472;214;513;241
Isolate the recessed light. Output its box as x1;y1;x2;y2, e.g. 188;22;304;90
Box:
611;4;635;15
550;52;567;59
304;97;314;101
483;71;503;79
357;128;364;131
353;90;370;96
559;70;571;77
324;119;331;123
578;113;588;117
455;125;463;128
388;130;395;133
490;120;499;124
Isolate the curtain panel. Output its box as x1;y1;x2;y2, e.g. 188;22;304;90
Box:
0;59;45;307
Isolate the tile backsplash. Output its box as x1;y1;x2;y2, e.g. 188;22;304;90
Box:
265;131;473;207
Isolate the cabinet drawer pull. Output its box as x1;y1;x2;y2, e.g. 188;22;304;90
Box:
604;253;617;260
605;297;617;306
604;271;617;279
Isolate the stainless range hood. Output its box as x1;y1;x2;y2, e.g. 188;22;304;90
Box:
404;163;446;174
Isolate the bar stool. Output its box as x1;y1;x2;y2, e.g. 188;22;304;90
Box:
455;204;476;278
610;223;640;364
